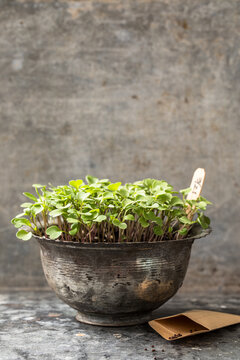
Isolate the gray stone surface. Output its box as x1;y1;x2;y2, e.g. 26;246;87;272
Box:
0;291;239;360
0;0;239;291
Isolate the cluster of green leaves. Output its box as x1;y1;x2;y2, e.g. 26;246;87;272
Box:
11;176;211;243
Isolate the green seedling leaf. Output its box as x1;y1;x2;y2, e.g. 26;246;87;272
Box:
168;226;173;233
143;211;157;221
119;222;127;229
143;178;154;188
94;215;107;222
186;199;197;207
118;188;129;197
78;192;90;202
90;209;100;214
139;216;149;228
151;203;160;209
11;218;32;228
32;204;44;215
69;223;79;236
178;227;188;236
199;196;212;205
20;202;33;208
49;209;63;217
153;226;163;236
98;178;109;183
151;180;164;190
108;182;121;191
86;175;98;185
171;209;183;217
67;218;79;224
81;211;99;222
102;192;114;199
197;214;210;229
69;228;78;236
112;218;120;227
23;192;38;201
197;201;207;210
16;229;32;241
69;179;83;189
32;184;44;188
170;197;184;206
15;212;25;218
179;216;194;225
56;203;71;209
46;226;62;240
112;218;127;229
123;214;135;221
156;193;172;202
136;194;146;201
154;217;163;226
122;199;134;208
179;187;191;196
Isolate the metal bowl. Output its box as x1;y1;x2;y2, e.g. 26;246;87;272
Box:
34;225;211;326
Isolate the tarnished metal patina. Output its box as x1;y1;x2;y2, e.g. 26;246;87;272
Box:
35;225;211;326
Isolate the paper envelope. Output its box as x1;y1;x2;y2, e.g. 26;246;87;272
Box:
149;310;240;341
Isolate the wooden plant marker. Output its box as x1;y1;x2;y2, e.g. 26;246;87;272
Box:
186;168;206;219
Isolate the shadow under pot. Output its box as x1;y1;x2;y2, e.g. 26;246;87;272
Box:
34;224;211;326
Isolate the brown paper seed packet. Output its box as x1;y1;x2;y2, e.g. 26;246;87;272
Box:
149;310;240;341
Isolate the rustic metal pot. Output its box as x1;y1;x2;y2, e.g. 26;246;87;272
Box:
34;224;211;326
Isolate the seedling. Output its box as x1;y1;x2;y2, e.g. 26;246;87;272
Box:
11;176;211;243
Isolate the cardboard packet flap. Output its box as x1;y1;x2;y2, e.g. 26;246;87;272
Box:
149;313;208;340
149;310;240;341
180;310;240;331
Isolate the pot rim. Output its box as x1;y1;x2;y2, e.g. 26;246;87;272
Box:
33;225;211;249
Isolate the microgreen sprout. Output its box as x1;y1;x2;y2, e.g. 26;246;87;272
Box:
11;176;211;243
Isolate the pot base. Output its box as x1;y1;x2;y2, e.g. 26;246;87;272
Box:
76;310;153;327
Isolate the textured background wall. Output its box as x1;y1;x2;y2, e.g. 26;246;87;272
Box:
0;0;239;293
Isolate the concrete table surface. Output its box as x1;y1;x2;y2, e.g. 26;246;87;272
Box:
0;291;239;360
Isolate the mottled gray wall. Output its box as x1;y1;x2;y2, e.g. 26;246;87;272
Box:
0;0;239;293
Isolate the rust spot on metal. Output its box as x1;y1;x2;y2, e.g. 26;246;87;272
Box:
137;279;173;302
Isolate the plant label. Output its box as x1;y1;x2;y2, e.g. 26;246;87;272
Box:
187;168;206;201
